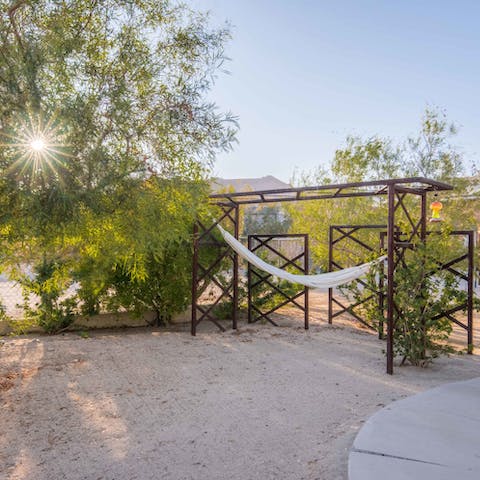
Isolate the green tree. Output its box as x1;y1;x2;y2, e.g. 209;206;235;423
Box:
0;0;236;331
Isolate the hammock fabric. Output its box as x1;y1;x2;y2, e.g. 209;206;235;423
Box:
217;225;386;290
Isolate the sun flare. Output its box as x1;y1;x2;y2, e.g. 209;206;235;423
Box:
0;111;71;180
30;138;47;152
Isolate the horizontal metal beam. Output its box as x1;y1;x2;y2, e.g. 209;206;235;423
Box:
210;177;453;205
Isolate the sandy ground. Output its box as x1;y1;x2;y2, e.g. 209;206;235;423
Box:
1;292;479;480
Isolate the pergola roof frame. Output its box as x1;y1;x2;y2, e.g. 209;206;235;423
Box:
209;177;453;206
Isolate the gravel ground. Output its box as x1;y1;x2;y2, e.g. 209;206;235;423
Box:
1;293;479;480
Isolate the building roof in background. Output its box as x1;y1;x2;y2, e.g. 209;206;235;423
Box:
211;175;291;193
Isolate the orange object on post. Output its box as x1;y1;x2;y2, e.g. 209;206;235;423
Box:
430;200;443;222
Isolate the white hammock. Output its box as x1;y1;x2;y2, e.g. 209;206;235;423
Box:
217;225;386;290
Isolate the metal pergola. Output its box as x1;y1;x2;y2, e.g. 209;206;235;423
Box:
192;177;473;374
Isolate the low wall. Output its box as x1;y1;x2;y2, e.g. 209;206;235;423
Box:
0;307;192;335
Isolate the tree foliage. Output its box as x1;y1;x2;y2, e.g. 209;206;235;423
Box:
0;0;237;331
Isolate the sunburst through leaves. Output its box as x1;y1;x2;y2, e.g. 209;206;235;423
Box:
0;111;71;181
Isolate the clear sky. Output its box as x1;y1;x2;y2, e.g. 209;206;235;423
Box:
194;0;479;182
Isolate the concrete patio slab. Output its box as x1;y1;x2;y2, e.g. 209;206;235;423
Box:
349;451;479;480
349;377;480;480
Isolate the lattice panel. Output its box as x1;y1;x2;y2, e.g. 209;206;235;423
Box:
248;234;309;329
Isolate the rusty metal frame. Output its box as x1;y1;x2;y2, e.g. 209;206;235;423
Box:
385;187;427;373
328;225;390;335
210;177;452;205
247;234;309;329
428;230;475;353
330;227;475;354
193;178;459;374
191;203;239;335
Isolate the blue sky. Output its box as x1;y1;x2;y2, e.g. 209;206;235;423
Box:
194;0;479;182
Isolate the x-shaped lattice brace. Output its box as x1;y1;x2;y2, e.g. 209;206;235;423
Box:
428;230;475;353
191;203;239;335
380;229;475;351
247;234;309;329
328;225;390;336
383;186;427;373
327;187;428;373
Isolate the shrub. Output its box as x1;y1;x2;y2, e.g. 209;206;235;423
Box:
343;231;475;366
19;258;76;334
